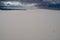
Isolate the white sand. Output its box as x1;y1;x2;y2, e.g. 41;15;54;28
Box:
0;9;60;40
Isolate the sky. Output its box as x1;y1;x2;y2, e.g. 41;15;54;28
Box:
0;0;42;3
0;0;60;3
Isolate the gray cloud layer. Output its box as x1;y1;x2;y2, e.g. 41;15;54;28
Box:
0;0;60;3
0;0;42;3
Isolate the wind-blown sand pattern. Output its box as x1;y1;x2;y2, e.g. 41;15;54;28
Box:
0;9;60;40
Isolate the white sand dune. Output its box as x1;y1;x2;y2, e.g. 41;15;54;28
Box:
0;9;60;40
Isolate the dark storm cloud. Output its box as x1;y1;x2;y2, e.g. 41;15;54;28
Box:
0;0;42;3
0;0;20;1
0;0;60;3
